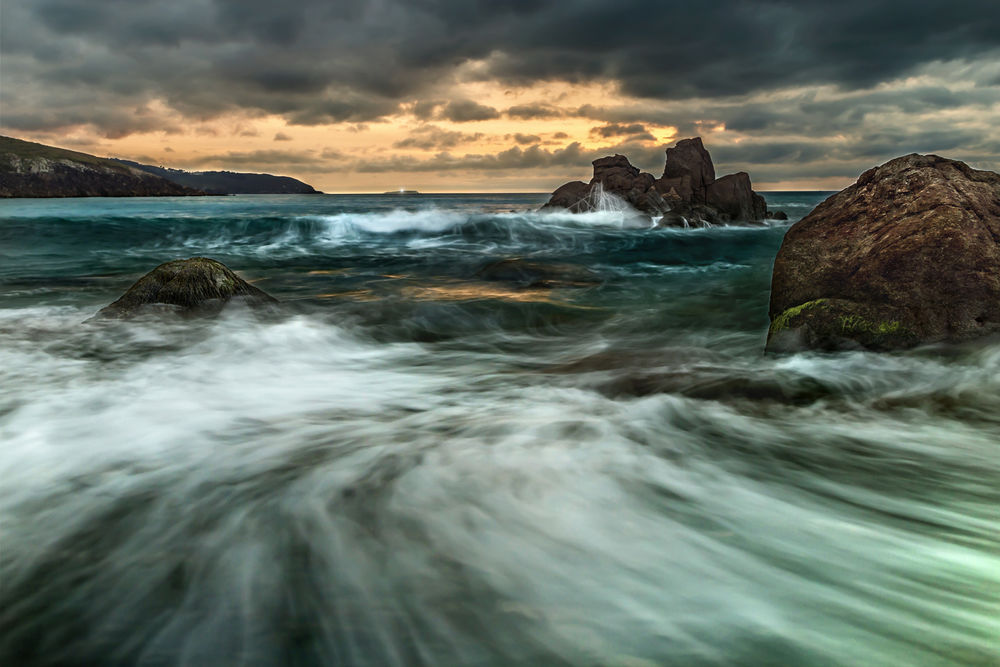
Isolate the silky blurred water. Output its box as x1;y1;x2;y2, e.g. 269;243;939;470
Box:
0;193;997;666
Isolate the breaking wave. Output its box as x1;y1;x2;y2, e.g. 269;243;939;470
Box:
1;193;997;666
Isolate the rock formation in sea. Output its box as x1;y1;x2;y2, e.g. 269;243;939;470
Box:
766;153;1000;353
0;136;204;198
541;137;774;225
93;257;278;320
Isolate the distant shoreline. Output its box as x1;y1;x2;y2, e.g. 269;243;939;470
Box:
1;189;837;200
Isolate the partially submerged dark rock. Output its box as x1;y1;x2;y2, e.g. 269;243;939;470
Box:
93;257;278;320
544;181;591;212
767;153;1000;353
706;172;767;222
662;137;715;200
541;137;772;224
474;258;601;288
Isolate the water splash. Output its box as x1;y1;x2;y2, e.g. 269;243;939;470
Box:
2;192;996;666
587;181;632;214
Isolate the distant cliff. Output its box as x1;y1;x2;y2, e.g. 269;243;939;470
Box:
114;160;321;195
0;136;203;198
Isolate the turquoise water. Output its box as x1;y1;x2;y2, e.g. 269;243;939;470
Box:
1;193;997;665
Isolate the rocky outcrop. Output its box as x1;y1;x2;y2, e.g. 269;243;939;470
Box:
706;172;767;222
662;137;715;201
545;181;593;212
541;137;774;225
0;136;203;198
766;154;1000;352
93;258;278;320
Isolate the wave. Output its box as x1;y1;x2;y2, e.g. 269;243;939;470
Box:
3;192;996;665
0;307;997;665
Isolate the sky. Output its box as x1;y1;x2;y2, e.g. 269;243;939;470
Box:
2;0;999;193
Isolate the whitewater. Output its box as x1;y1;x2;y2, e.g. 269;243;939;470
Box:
0;193;997;666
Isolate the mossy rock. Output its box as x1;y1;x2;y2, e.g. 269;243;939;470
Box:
767;298;919;353
767;153;1000;353
93;257;278;320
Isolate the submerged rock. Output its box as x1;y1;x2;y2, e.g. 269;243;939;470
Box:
767;154;1000;352
93;257;278;320
541;137;771;223
474;258;601;288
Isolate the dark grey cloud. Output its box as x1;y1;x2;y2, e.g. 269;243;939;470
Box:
393;125;484;150
437;100;500;122
2;0;998;183
273;132;293;141
5;0;996;135
349;138;672;175
505;104;566;119
508;133;542;145
590;123;655;141
354;142;588;173
411;100;444;120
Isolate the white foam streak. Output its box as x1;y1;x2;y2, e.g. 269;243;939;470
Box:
1;307;998;665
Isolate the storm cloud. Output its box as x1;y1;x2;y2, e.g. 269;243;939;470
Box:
4;0;998;128
2;0;998;187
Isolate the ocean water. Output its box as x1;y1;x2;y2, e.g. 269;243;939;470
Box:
0;193;997;666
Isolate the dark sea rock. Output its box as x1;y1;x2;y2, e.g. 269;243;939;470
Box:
542;180;591;212
94;258;278;320
767;153;1000;353
541;137;770;223
475;259;601;288
662;137;715;201
766;210;789;221
541;156;668;215
706;172;767;222
592;154;640;186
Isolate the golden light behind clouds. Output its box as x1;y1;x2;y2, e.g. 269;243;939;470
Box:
7;68;999;193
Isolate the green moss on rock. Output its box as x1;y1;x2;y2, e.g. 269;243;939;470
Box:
767;298;918;353
769;299;829;334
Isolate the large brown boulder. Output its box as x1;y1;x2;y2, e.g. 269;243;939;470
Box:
767;154;1000;352
93;257;278;320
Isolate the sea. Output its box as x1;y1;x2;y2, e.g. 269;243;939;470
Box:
1;193;997;666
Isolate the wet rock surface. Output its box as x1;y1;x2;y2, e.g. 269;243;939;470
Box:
93;257;279;320
542;137;771;224
767;153;1000;352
